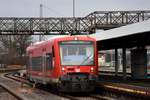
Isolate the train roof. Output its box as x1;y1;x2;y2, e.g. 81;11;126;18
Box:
26;35;95;51
48;35;95;40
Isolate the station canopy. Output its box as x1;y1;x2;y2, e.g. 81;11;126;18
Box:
92;19;150;50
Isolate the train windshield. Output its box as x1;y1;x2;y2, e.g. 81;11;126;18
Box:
59;41;94;66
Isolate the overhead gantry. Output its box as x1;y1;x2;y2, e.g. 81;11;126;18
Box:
0;10;150;34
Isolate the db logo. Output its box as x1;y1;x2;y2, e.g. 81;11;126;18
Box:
75;69;80;72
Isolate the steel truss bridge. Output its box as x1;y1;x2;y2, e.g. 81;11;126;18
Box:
0;10;150;35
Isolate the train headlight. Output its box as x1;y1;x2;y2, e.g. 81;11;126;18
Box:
90;67;94;71
74;37;78;40
90;67;94;72
62;67;65;71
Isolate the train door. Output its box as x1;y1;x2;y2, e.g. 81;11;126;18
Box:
46;53;53;72
42;53;46;77
42;52;53;76
26;55;29;73
29;53;32;71
27;53;32;79
46;45;54;77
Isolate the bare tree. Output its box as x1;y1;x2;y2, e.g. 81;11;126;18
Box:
0;35;32;56
0;35;33;65
0;35;14;55
13;35;33;56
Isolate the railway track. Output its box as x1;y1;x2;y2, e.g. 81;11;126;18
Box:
99;71;150;83
0;85;22;100
3;72;113;100
4;71;149;100
4;73;110;100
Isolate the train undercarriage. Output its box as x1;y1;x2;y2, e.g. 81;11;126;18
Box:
58;73;97;92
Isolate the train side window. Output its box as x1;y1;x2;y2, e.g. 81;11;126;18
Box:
46;53;53;69
26;56;30;69
52;46;55;57
32;57;42;71
29;56;32;70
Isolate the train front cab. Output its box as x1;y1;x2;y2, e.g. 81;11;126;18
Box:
54;36;98;92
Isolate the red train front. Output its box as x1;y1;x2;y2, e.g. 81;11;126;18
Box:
26;36;98;92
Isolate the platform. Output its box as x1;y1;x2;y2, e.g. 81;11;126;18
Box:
98;73;150;98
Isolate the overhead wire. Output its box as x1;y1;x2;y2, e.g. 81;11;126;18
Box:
42;4;64;17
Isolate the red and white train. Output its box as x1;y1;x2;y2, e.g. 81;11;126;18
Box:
26;36;98;92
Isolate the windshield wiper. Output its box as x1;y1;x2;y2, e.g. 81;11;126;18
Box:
79;54;93;65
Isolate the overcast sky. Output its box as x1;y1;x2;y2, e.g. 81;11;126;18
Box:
0;0;150;17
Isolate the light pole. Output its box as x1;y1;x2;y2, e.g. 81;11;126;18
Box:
73;0;75;18
40;4;43;18
39;4;43;41
73;0;75;35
